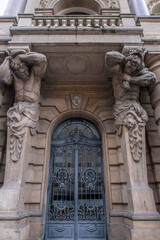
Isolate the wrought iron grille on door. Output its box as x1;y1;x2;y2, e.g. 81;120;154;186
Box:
45;119;107;240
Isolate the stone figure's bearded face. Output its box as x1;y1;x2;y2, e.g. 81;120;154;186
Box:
125;54;142;75
10;55;29;80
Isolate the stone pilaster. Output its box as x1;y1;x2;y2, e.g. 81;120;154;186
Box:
146;55;160;137
0;128;31;211
120;126;157;215
128;0;150;16
24;0;38;14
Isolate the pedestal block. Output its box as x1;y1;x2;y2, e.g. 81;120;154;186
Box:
120;126;158;215
124;217;160;240
0;128;31;239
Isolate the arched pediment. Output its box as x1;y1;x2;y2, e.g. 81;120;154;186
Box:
38;0;119;15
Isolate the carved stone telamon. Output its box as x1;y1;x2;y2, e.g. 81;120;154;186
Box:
105;49;156;161
0;50;47;161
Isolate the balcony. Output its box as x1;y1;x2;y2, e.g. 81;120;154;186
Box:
6;10;143;51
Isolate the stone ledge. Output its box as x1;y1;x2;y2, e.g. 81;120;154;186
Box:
0;210;42;220
10;26;143;35
110;210;160;221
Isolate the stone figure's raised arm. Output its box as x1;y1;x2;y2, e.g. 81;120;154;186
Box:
124;68;157;87
19;52;47;78
0;56;13;107
105;51;126;66
105;51;126;77
0;56;13;85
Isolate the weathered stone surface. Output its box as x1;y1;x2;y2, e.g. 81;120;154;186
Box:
1;3;160;240
40;106;59;121
106;49;156;162
41;98;67;112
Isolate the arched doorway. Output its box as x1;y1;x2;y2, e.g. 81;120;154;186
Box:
45;118;107;239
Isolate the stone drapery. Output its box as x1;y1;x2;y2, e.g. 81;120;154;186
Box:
114;100;148;161
7;101;39;162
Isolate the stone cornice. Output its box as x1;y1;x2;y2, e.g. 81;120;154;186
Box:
0;17;17;23
10;26;143;35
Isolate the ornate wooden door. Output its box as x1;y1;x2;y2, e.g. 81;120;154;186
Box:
45;119;107;240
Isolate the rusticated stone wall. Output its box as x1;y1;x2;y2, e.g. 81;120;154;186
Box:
0;84;159;239
0;86;13;188
140;88;160;212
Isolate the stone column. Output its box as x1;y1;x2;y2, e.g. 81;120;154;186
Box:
105;50;158;217
119;0;131;13
0;51;46;212
119;126;157;214
146;55;160;137
0;50;47;239
128;0;150;16
4;0;27;16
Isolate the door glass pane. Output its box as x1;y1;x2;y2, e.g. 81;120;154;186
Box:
48;147;75;222
78;147;105;222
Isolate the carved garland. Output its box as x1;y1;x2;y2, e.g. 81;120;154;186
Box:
123;112;146;162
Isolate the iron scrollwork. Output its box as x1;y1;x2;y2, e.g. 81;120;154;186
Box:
53;169;70;190
47;119;106;240
82;168;97;189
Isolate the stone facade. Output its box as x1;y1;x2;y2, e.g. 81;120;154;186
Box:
0;0;160;240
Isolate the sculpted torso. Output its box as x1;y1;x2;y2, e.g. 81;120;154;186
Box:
111;66;140;101
105;50;156;102
0;50;47;103
14;71;41;102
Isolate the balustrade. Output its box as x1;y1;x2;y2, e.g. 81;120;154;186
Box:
31;16;123;28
